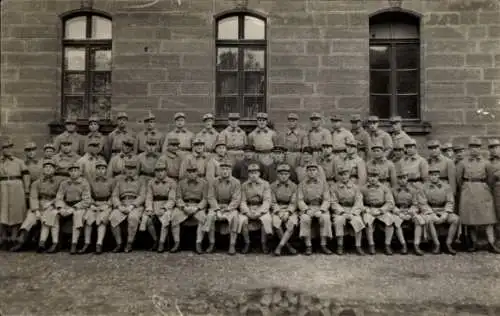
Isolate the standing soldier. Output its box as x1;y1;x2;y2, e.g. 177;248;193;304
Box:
271;164;299;256
297;162;333;255
24;142;42;184
453;143;466;165
281;113;306;169
206;159;241;255
164;112;194;159
266;146;298;184
318;140;338;185
400;138;429;190
109;158;146;253
179;138;209;180
360;167;396;255
350;114;370;160
53;116;83;155
170;162;208;253
442;142;454;160
330;115;355;152
108;112;136;158
107;136;137;179
83;114;106;156
77;139;105;180
232;145;267;182
218;113;247;164
248;112;277;167
391;143;405;173
137;138;160;183
53;137;81;181
55;163;91;254
304;112;332;161
330;166;365;255
295;146;327;183
239;163;273;254
144;161;176;253
206;139;231;184
367;116;393;158
0;139;30;248
390;116;412;150
457;137;500;253
158;138;182;181
336;138;367;186
366;143;397;188
11;159;60;252
427;140;457;195
422;166;460;255
136;112;164;154
43;143;56;160
488;139;500;240
195;113;219;155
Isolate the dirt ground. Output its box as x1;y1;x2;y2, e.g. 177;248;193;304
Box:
1;251;499;316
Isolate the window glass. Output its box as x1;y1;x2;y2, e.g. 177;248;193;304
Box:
244;16;265;39
217;16;239;39
92;16;112;39
65;16;87;39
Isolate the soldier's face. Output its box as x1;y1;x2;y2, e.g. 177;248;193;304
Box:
272;152;284;163
428;146;440;157
351;121;361;129
406;145;417;155
469;145;481;156
287;119;298;129
125;167;136;177
257;119;267;128
368;121;378;131
88;145;99;155
430;172;440;183
43;164;55;176
221;166;231;178
204;119;214;129
123;143;133;153
187;170;197;180
89;121;99;132
168;144;179;152
248;170;260;180
331;121;341;129
244;150;253;160
146;143;156;153
61;143;72;153
302;153;312;163
96;166;106;177
155;169;166;179
393;149;404;159
193;143;204;153
490;146;500;156
347;145;356;155
44;148;54;158
66;123;76;132
368;175;378;185
278;171;289;182
340;171;350;183
310;118;321;128
337;150;347;160
229;119;239;128
306;167;318;178
455;149;464;159
322;146;332;155
372;148;383;159
117;118;127;128
175;118;185;128
391;122;402;132
146;119;155;130
26;148;36;158
397;175;408;186
215;145;227;156
69;168;80;179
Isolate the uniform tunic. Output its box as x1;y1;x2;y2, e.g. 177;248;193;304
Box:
110;175;145;228
83;131;106;156
107;152;137;178
366;158;397;188
336;154;367;186
218;127;247;163
331;127;355;152
270;180;298;230
136;129;165;154
360;182;395;226
281;127;306;168
232;158;268;182
266;162;298;184
392;184;426;227
53;152;81;179
421;181;459;224
207;176;241;234
157;151;182;180
490;155;500;220
295;164;327;184
164;128;194;157
428;154;457;194
352;127;370;159
400;154;429;190
179;153;210;179
55;177;91;229
304;127;332;159
88;176;114;225
368;129;393;157
145;177;176;227
0;156;29;225
297;178;332;238
108;128;136;156
54;131;84;155
137;152;160;182
248;127;277;166
319;154;338;183
240;178;273;234
330;181;365;234
22;175;61;230
195;128;219;153
392;130;412;149
456;156;496;225
77;154;105;180
205;154;232;184
171;177;208;227
25;158;42;184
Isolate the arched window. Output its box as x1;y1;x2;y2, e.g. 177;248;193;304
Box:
62;10;112;120
215;11;267;119
369;10;420;120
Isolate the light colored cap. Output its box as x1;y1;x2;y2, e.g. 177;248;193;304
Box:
453;143;465;151
192;137;204;145
68;162;80;170
248;163;260;172
429;165;441;174
442;142;453;150
277;164;291;172
228;113;240;120
88;139;101;146
219;159;232;168
350;114;362;122
215;139;226;147
124;157;138;168
123;137;135;146
427;140;441;148
144;112;156;122
42;159;56;167
367;167;379;175
367;115;379;122
167;138;180;145
256;112;268;120
287;113;299;120
488;139;500;147
396;169;408;177
468;137;482;146
65;115;77;124
202;113;214;121
404;138;417;146
146;137;157;145
96;159;107;168
174;112;186;120
310;112;322;119
370;142;384;150
116;112;128;119
345;138;357;146
305;162;318;169
337;165;350;174
43;143;55;150
330;114;342;122
154;161;167;170
88;114;100;122
24;142;37;150
389;116;402;123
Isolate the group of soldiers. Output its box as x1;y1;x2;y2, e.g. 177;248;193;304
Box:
1;111;500;256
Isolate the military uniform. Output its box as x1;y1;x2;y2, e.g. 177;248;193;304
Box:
336;138;367;186
195;113;219;153
265;146;298;184
179;138;210;179
108;112;137;157
83;115;107;156
24;142;42;184
392;143;405;173
442;142;455;161
453;143;466;165
390;116;412;150
77;139;106;180
43;143;56;160
350;114;370;160
137;139;160;183
53;139;81;180
295;147;327;183
157;138;182;180
232;146;268;182
366;144;397;188
400;138;429;190
163;112;194;158
107;137;137;178
281;113;306;169
318;143;338;185
304;112;332;160
136;113;165;154
249;112;277;166
205;139;232;184
330;115;356;152
367;116;393;158
489;139;500;236
218;113;247;164
427;140;457;195
53;116;84;155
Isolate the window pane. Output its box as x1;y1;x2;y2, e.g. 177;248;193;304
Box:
392;23;419;39
370;95;391;119
370;71;391;94
396;45;418;69
369;46;390;69
244;16;265;39
217;16;239;39
217;47;238;70
369;23;391;39
92;16;112;39
244;49;264;70
216;97;238;117
244;96;264;118
64;96;85;118
92;96;111;119
65;48;86;71
216;72;238;95
65;16;87;39
397;70;418;94
397;95;419;119
92;49;112;70
92;72;112;94
244;71;265;94
64;73;86;94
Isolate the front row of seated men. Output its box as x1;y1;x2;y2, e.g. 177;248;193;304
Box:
10;155;496;256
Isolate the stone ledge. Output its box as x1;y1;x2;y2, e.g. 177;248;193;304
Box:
48;120;117;136
375;120;433;136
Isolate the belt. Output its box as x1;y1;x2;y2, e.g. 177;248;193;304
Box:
463;178;486;182
39;194;56;199
55;172;69;177
350;175;358;179
326;177;335;181
255;149;272;153
408;178;422;182
113;172;121;177
396;204;411;208
429;203;446;208
379;178;389;182
247;201;262;206
153;196;169;201
367;203;384;208
286;149;301;152
66;200;80;207
168;175;179;180
219;200;231;204
120;195;137;200
277;200;291;205
0;176;22;181
227;146;243;150
306;199;322;206
94;197;109;202
140;172;155;177
112;149;121;153
340;203;354;207
312;148;322;152
184;199;201;203
179;147;191;151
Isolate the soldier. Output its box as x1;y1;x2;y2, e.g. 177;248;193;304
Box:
427;140;457;195
422;166;460;255
297;162;333;255
248;112;277;167
43;143;56;160
137;138;160;183
442;142;454;160
304;112;332;161
330;114;355;152
206;139;231;184
136;112;165;154
400;138;429;190
265;146;298;184
239;163;273;254
360;167;396;255
170;161;208;253
108;112;136;158
83;114;106;156
367;115;393;158
84;159;113;254
24;142;42;184
453;143;466;165
232;145;267;182
318;140;338;185
281;113;306;169
218;112;247;164
390;116;412;150
0;139;30;248
196;113;219;154
179;138;209;179
53;137;81;181
336;138;367;186
295;146;326;183
55;162;91;254
109;158;146;253
206;159;241;255
144;161;176;253
489;139;500;240
330;166;365;255
77;139;105;180
271;164;299;256
391;143;405;173
107;136;138;179
53;115;83;155
457;137;500;253
366;143;397;188
11;159;61;252
157;138;182;181
350;114;370;160
163;112;194;159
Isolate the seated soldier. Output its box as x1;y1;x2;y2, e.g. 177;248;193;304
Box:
239;163;273;254
422;165;460;255
297;162;333;255
144;161;176;253
107;136;137;179
55;162;91;254
295;146;326;183
11;159;61;252
109;158;146;253
83;159;114;254
137;138;160;184
206;159;241;255
170;161;208;254
330;166;365;256
271;164;299;256
360;167;396;255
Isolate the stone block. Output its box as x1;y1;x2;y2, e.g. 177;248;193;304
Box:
489;26;500;38
307;0;368;11
479;12;500;25
160;96;213;110
268;97;302;110
478;96;500;108
113;69;167;81
8;25;57;38
426;96;476;109
1;39;25;52
450;0;499;11
168;69;213;82
306;40;330;54
302;96;337;110
496;55;500;67
324;27;367;39
270;55;319;68
160;40;211;53
271;27;321;39
24;39;59;52
114;27;157;39
180;82;210;95
484;68;500;80
465;54;493;67
425;40;476;53
114;41;161;54
432;124;487;138
19;68;58;81
331;40;367;53
348;13;368;27
426;54;465;68
6;109;54;123
271;13;314;26
494;82;500;94
23;12;57;25
170;27;213;40
5;53;57;67
466;82;492;96
305;69;367;82
112;97;160;110
313;13;349;26
269;69;304;81
148;82;179;96
114;55;151;68
113;81;149;96
479;40;500;53
424;110;464;124
270;41;306;54
459;12;478;25
1;11;23;24
151;54;182;68
317;82;368;96
259;0;307;12
321;55;368;69
337;97;367;110
270;83;314;95
426;82;465;95
425;26;466;39
4;81;56;95
15;95;59;109
465;110;500;125
424;13;460;26
426;69;481;81
1;68;19;80
467;26;487;39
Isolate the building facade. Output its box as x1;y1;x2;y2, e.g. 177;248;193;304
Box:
1;0;499;150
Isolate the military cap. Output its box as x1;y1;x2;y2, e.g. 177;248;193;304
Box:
396;169;408;177
488;139;500;148
68;162;80;170
192;137;204;145
287;113;299;120
202;113;214;121
302;146;313;154
310;112;322;120
272;145;287;152
214;139;226;148
389;116;402;123
146;138;157;145
174;112;186;120
330;114;342;122
144;112;156;122
427;140;441;148
370;142;384;150
345;138;357;147
305;162;319;169
116;112;128;119
468;137;482;146
154;161;167;170
167;138;180;145
277;164;291;172
95;159;107;168
228;113;240;120
219;159;232;168
256;112;268;120
322;139;333;147
243;144;255;151
334;144;347;152
88;114;100;123
124;158;138;168
367;115;379;122
248;163;260;172
43;143;55;151
350;114;362;122
393;142;404;150
24;142;37;150
60;136;72;145
429;165;441;174
65;115;77;124
88;138;101;146
453;143;465;151
442;142;453;150
367;167;379;176
122;137;135;146
404;138;417;147
185;161;198;171
42;159;56;167
337;165;350;174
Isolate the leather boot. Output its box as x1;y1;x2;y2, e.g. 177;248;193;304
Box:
446;243;457;255
274;245;282;256
206;243;215;254
400;244;408;255
70;243;77;255
37;242;47;253
46;243;58;254
241;242;250;254
124;242;133;253
195;242;203;254
157;243;165;253
488;242;500;254
228;244;236;255
336;237;344;255
414;244;424;256
10;242;24;252
95;244;102;255
321;244;332;255
356;246;365;256
262;242;270;254
149;240;158;252
10;231;27;252
112;244;123;253
384;245;393;256
305;246;312;256
432;243;440;254
368;244;376;255
286;244;297;255
78;243;90;254
170;242;180;253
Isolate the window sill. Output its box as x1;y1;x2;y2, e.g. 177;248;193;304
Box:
49;120;117;136
214;118;260;133
374;120;432;135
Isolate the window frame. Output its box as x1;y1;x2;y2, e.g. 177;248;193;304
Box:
214;9;267;120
